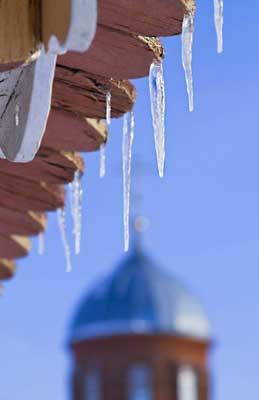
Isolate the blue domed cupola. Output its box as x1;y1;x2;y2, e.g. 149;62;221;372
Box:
70;245;210;343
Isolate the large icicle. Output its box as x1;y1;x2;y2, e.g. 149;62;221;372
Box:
57;208;72;272
182;13;194;112
69;171;83;255
122;111;134;252
214;0;223;54
38;232;45;255
106;90;112;125
149;60;165;178
100;89;111;179
99;143;106;178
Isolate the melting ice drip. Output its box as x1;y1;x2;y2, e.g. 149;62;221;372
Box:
99;143;106;178
69;170;83;255
182;13;194;112
122;111;134;252
106;90;111;126
57;208;72;272
214;0;223;53
99;90;111;179
149;60;165;178
38;231;45;255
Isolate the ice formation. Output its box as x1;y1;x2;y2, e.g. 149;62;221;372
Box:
122;111;135;252
214;0;224;53
182;13;194;112
99;143;106;178
38;231;44;255
69;170;83;255
57;208;72;272
106;90;111;125
149;60;165;178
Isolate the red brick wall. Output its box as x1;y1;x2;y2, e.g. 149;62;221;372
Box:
71;334;210;400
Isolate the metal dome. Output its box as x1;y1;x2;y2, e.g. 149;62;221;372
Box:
70;247;210;343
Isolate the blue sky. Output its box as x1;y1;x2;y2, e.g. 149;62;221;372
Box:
1;1;259;399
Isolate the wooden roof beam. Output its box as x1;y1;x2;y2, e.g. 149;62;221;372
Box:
98;0;196;37
0;209;46;236
53;67;136;119
59;31;164;80
43;109;107;152
0;235;31;259
0;259;16;281
0;149;84;185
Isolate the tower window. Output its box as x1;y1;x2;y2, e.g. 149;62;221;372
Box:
177;366;198;400
128;364;153;400
84;370;100;400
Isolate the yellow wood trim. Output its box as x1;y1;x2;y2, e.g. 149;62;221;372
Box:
0;0;40;65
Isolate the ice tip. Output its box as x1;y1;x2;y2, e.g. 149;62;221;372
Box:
189;99;194;112
158;166;164;178
124;241;129;252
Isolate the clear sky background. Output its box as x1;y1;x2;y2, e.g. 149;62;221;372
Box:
1;1;259;399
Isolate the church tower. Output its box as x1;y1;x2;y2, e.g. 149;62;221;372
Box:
68;238;211;400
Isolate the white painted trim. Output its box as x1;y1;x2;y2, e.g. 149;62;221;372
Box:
0;46;56;162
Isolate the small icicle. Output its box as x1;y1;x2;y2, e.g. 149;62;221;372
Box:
182;13;194;112
69;170;83;255
149;60;165;178
99;143;106;178
57;208;72;272
38;231;45;255
122;111;134;252
214;0;223;54
106;90;111;125
15;104;20;127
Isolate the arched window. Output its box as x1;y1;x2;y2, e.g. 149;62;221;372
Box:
177;366;198;400
84;370;101;400
128;364;153;400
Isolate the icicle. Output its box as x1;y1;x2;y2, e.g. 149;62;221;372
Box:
214;0;223;54
149;60;165;178
57;208;72;272
182;13;194;112
99;143;106;178
15;104;20;127
122;111;134;252
38;232;45;255
69;170;83;255
106;90;111;125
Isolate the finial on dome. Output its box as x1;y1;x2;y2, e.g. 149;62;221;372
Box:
131;215;149;250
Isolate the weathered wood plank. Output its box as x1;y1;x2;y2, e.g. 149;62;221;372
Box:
42;109;107;152
0;235;31;259
0;149;84;184
0;259;16;280
36;148;84;183
53;65;136;119
0;0;40;69
58;27;164;79
98;0;195;37
0;208;46;236
0;174;65;212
